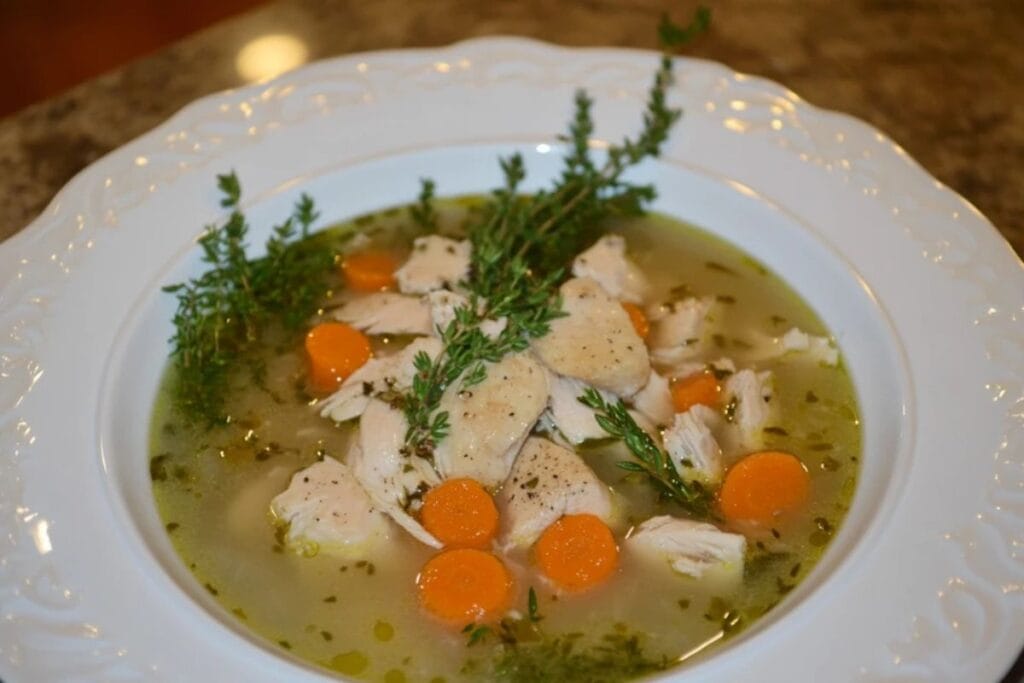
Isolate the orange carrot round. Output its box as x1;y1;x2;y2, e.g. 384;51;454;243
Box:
304;322;372;393
535;514;618;592
341;250;400;292
621;302;650;340
670;371;720;413
420;478;499;549
719;451;810;524
417;548;512;624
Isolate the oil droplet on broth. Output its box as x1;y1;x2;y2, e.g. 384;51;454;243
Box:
374;620;395;642
329;650;369;675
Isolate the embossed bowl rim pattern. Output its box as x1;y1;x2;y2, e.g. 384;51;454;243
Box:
0;38;1021;683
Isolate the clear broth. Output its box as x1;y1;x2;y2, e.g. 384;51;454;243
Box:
151;199;860;682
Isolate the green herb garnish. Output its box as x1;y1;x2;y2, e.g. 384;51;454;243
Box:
463;623;492;647
166;4;711;447
163;173;334;424
409;178;438;231
492;630;668;683
528;587;542;623
401;285;564;457
401;16;705;456
578;388;712;518
659;5;712;50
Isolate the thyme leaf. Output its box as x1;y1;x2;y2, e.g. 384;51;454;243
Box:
659;5;712;50
463;623;492;647
578;388;713;518
528;587;542;623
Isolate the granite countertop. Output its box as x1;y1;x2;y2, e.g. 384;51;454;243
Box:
1;0;1021;255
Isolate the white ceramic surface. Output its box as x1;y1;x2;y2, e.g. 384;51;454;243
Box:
0;38;1021;683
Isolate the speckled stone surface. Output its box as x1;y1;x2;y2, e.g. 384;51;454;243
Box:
0;0;1021;257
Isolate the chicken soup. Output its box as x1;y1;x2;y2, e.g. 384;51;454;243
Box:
152;52;859;683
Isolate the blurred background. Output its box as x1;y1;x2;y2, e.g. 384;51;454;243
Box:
0;0;1021;256
0;0;265;117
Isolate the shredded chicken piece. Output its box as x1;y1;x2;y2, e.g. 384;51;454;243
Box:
270;457;390;554
433;353;549;488
723;368;775;450
647;297;715;365
664;405;724;484
630;369;674;427
394;235;471;294
571;234;649;304
319;337;442;423
426;290;506;340
353;400;442;547
545;372;613;444
500;437;614;549
426;290;467;335
627;515;746;579
532;277;650;396
779;327;839;366
334;292;432;336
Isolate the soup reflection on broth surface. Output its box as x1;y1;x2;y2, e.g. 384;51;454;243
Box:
151;197;860;683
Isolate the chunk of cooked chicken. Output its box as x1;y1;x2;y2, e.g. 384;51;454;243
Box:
426;290;506;340
667;357;736;382
647;297;715;365
352;399;442;547
433;353;549;488
723;368;774;450
571;235;649;304
319;337;443;423
270;457;390;554
394;235;471;294
426;290;468;335
532;277;650;396
545;372;612;444
499;437;614;549
779;327;839;366
664;405;724;484
630;369;674;427
626;515;746;579
334;292;433;336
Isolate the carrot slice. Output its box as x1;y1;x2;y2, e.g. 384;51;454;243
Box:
719;451;810;524
621;302;650;340
304;322;372;393
535;514;618;592
341;250;400;292
420;478;499;549
670;371;720;413
417;548;512;624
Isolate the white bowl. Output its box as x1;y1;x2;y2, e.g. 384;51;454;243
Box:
1;38;1022;682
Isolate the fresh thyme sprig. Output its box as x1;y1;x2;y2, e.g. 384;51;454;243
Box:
167;8;710;436
659;5;712;50
578;388;713;518
400;10;710;454
163;172;333;424
409;178;438;231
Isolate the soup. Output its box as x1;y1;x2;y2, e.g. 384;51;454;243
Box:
149;52;859;682
150;197;859;682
